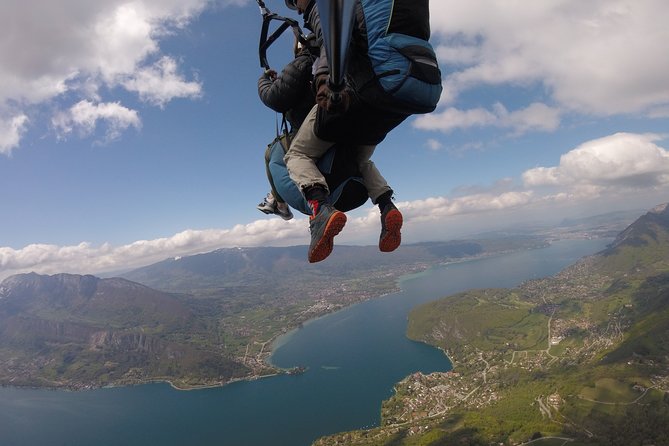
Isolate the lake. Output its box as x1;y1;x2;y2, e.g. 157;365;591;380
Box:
0;238;610;446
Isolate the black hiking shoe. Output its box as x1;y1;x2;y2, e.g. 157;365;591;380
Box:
308;203;347;263
379;202;402;253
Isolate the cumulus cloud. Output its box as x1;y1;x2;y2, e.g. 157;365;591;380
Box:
3;128;669;280
122;56;202;107
425;139;443;151
0;217;308;280
397;192;535;224
0;0;210;152
0;114;28;155
414;102;560;135
52;100;141;142
0;190;537;280
523;133;669;189
430;1;669;115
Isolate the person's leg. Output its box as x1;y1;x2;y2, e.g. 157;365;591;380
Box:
285;105;346;262
354;145;402;252
354;144;392;203
378;198;402;253
284;105;335;195
264;141;283;203
256;140;277;214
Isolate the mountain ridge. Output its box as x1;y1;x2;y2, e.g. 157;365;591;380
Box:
0;272;249;389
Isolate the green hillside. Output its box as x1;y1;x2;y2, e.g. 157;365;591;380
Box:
0;273;250;389
314;203;669;446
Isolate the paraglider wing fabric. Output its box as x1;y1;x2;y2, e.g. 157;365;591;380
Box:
316;0;356;90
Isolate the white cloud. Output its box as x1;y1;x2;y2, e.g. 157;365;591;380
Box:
3;127;669;280
523;132;669;189
425;139;443;151
430;1;669;115
0;191;538;280
52;100;141;142
0;0;211;152
122;56;202;107
0;114;28;155
0;217;308;280
397;191;535;224
414;102;560;135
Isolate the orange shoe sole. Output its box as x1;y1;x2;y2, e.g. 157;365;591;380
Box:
379;209;402;253
308;211;347;263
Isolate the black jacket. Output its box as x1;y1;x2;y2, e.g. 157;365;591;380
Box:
257;48;316;132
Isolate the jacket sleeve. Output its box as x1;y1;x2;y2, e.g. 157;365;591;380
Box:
257;52;314;113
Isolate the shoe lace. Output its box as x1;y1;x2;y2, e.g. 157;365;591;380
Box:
308;199;320;220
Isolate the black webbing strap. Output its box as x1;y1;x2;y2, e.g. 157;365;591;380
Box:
256;0;306;70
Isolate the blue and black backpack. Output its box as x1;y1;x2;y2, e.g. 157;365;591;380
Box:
358;0;442;114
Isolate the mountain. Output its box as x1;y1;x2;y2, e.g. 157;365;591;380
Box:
0;272;191;328
594;203;669;277
0;207;633;394
558;209;644;229
315;203;669;446
0;273;248;389
607;203;669;251
0;237;548;391
121;239;545;295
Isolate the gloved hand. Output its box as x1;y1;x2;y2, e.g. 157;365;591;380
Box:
263;69;277;81
315;75;350;114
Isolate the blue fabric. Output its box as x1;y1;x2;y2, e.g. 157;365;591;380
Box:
360;0;442;113
267;139;368;216
268;139;310;215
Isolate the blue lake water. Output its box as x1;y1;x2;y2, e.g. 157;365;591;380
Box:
0;239;610;446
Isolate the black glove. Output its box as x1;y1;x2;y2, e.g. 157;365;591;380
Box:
263;69;277;81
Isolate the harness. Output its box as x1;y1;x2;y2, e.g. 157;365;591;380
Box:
256;0;307;71
255;1;369;215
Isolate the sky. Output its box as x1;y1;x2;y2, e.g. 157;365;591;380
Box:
1;0;668;280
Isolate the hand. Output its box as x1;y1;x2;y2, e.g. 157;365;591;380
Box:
263;69;277;80
315;75;350;114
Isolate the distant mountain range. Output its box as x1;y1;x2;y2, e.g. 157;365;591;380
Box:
0;209;639;391
120;238;543;294
558;208;646;229
0;236;547;390
314;203;669;445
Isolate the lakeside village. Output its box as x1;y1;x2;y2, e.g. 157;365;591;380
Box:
222;224;629;388
321;258;669;443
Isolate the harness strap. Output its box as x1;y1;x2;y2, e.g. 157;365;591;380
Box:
257;0;306;70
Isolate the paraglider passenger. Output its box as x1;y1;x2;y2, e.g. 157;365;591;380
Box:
256;34;319;220
284;0;408;263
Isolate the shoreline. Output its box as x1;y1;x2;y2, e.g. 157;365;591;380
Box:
2;238;593;394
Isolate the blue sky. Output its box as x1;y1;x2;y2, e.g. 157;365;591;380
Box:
1;0;668;279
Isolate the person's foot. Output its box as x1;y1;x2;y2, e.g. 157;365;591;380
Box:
379;202;402;252
275;201;294;221
308;203;346;263
257;193;276;214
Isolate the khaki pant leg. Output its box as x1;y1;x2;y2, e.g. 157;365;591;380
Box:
355;144;391;203
284;105;334;194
